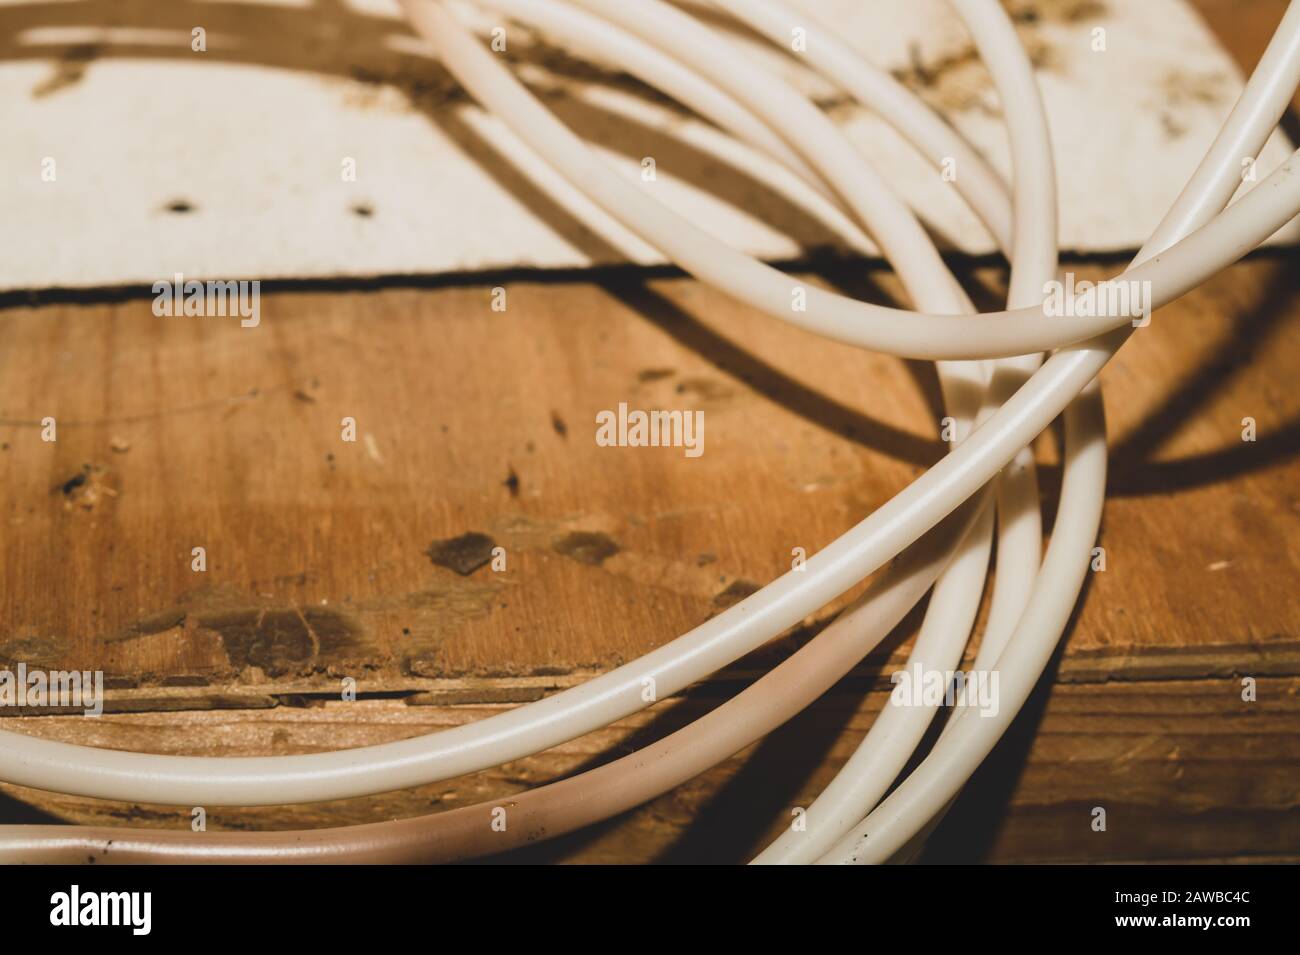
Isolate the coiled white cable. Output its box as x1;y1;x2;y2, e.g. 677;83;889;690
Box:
0;0;1049;808
748;0;1061;863
1;0;1296;867
822;0;1300;864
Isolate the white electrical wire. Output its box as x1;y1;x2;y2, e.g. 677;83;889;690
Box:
821;0;1300;864
471;3;1015;851
0;0;1048;811
750;0;1062;864
2;0;1297;810
408;0;1300;867
0;0;1016;808
560;0;1056;655
454;0;1068;866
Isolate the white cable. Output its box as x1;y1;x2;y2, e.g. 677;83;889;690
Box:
698;0;1050;663
751;0;1060;863
0;0;998;806
0;0;1294;840
425;0;1300;362
700;0;1014;250
531;0;1059;866
0;0;1013;810
821;0;1300;863
556;0;1061;868
478;0;823;188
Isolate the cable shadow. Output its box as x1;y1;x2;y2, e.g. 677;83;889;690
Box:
647;600;929;864
916;565;1093;863
605;280;946;468
481;595;927;864
476;686;729;864
1;0;437;87
0;788;65;825
1104;254;1300;495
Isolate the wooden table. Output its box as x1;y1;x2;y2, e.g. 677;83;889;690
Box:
0;0;1296;863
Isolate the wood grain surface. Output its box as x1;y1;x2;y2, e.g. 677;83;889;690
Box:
0;258;1297;684
1;254;1296;862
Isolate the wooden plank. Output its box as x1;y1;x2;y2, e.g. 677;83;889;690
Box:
0;259;1296;689
1;256;1297;862
2;676;1295;863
